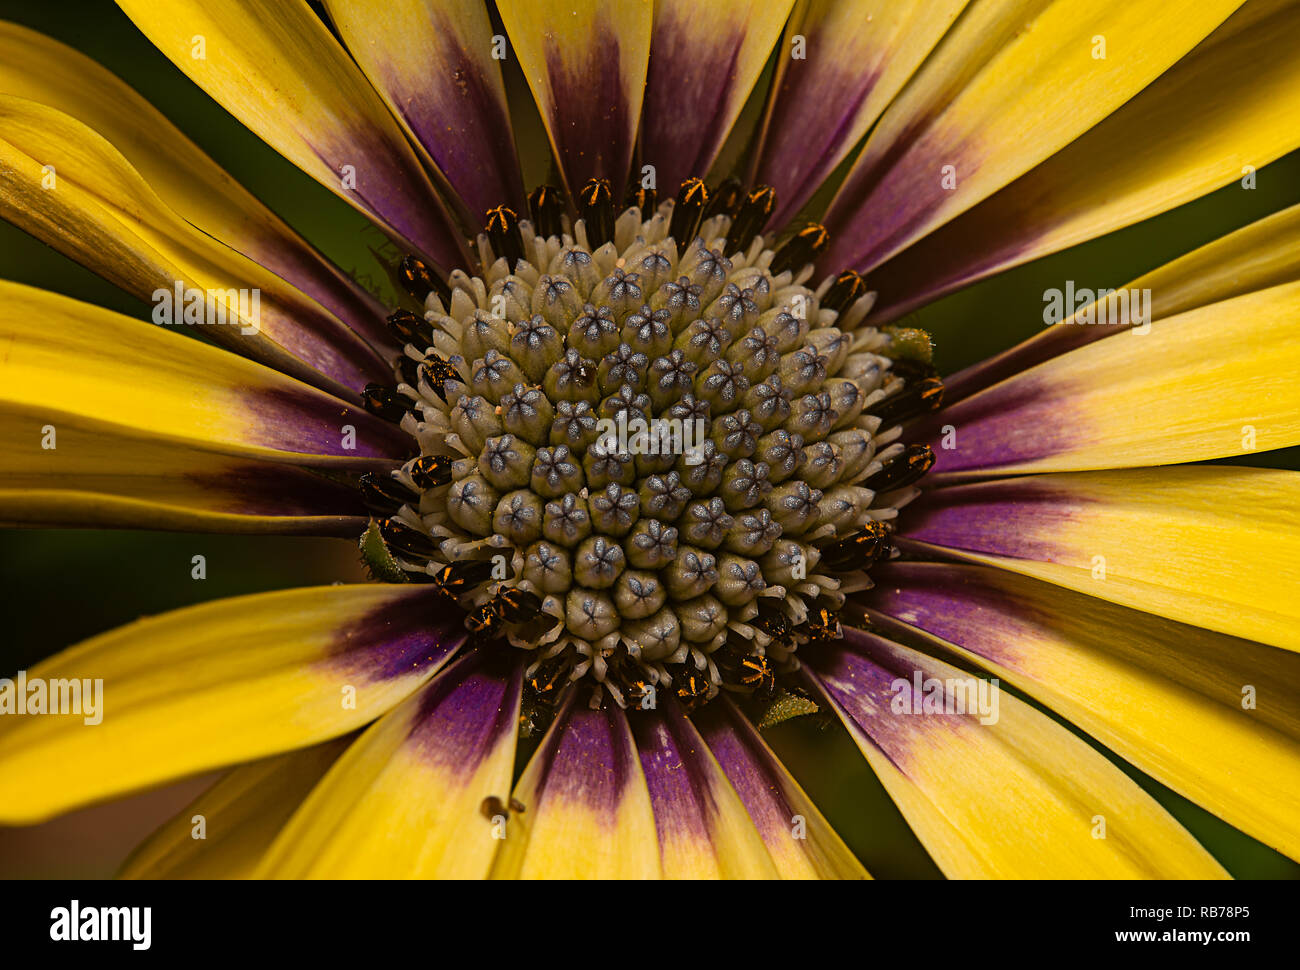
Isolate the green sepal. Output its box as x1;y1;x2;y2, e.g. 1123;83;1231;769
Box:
756;689;820;730
359;518;409;583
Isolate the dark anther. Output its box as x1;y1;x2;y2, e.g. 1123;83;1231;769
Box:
430;558;496;596
465;602;503;638
738;655;776;698
408;454;453;489
486;204;525;266
496;586;544;623
770;223;829;276
418;355;459;402
359;472;418;517
579;178;615;248
862;444;936;492
704;175;744;221
398;254;450;306
724;185;776;256
669;177;709;255
379;517;439;561
804;606;842;643
528;653;570;703
625;181;657;220
386;308;433;347
362;383;411;423
821;269;869;314
671;663;712;711
528;184;565;239
887;358;940;383
867;376;944;424
818;520;892;571
753;597;791;637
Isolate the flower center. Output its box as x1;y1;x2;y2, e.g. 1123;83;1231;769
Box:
357;177;942;715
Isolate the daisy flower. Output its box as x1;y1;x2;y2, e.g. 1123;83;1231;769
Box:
1;0;1298;879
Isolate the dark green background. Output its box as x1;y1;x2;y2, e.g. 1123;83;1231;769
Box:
1;0;1297;878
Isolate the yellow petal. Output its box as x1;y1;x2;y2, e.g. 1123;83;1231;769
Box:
490;694;662;878
321;0;525;224
0;96;390;397
0;282;408;469
115;0;468;269
808;631;1228;878
693;698;869;878
0;21;392;350
750;0;966;227
119;737;351;879
0;584;463;823
629;701;778;878
903;466;1300;654
865;0;1300;319
866;561;1300;860
823;0;1243;272
640;0;796;195
496;0;653;199
257;654;520;878
942;200;1300;401
927;281;1300;477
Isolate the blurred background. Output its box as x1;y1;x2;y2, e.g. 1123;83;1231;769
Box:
1;0;1297;878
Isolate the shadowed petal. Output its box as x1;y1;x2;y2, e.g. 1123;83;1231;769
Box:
821;0;1243;273
899;467;1300;654
496;0;653;200
922;281;1300;477
750;0;965;229
629;698;777;878
804;629;1228;878
640;0;794;195
115;0;468;269
257;652;521;878
490;694;661;878
862;0;1300;321
863;561;1300;861
323;0;526;223
0;21;393;352
693;698;869;878
0;585;464;823
0;96;393;397
120;737;353;879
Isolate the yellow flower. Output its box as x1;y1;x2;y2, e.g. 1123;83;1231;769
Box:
1;0;1298;879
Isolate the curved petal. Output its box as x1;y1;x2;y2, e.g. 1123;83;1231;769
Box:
899;467;1300;654
490;694;661;878
804;629;1228;878
628;698;777;878
750;0;966;228
322;0;525;224
257;652;520;878
0;96;392;397
693;698;869;878
0;20;392;351
863;0;1300;320
821;0;1243;273
863;561;1300;860
640;0;795;195
941;201;1300;403
114;0;468;269
924;281;1300;477
496;0;652;200
0;584;464;823
119;737;352;879
0;282;409;470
